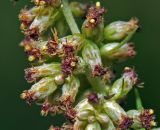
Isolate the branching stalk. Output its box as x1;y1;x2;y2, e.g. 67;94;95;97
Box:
62;0;80;34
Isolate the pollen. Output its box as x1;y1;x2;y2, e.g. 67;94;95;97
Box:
25;45;32;51
28;55;36;61
89;18;96;24
149;109;154;115
96;1;101;8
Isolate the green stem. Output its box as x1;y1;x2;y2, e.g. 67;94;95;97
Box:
107;27;138;55
62;0;80;34
134;88;145;130
134;88;144;110
119;27;138;47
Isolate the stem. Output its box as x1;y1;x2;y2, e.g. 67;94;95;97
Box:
134;88;144;110
62;0;80;34
119;27;138;47
107;27;138;55
134;88;145;130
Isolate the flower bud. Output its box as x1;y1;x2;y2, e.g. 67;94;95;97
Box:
25;63;61;83
82;40;102;70
103;100;133;129
70;2;88;17
74;119;87;130
104;17;139;41
127;109;156;130
19;7;37;29
77;110;94;121
103;100;127;123
75;99;95;112
60;76;80;104
108;67;139;100
85;121;101;130
27;7;60;35
100;42;136;62
21;77;57;104
95;113;110;128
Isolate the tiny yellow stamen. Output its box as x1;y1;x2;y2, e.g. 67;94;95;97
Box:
124;67;130;71
90;19;95;24
20;93;26;99
28;55;36;62
25;45;32;51
71;62;76;67
150;121;157;126
96;1;101;8
149;109;154;115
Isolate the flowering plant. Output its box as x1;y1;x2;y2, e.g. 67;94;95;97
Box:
18;0;158;129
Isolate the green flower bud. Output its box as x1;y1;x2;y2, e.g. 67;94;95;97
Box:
100;42;136;62
77;110;94;121
21;77;57;104
96;113;109;128
96;112;116;130
104;17;139;41
26;7;60;36
109;67;139;100
127;109;156;130
75;99;95;112
25;62;61;83
82;40;102;70
74;119;87;130
60;76;80;104
85;121;101;130
82;40;112;91
103;100;127;123
103;100;133;129
82;19;104;43
70;2;88;17
108;78;123;100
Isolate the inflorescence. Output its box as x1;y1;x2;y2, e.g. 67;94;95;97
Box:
18;0;157;130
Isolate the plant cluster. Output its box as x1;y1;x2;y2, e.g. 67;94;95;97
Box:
18;0;158;129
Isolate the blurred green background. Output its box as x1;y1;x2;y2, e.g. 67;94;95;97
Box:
0;0;160;129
